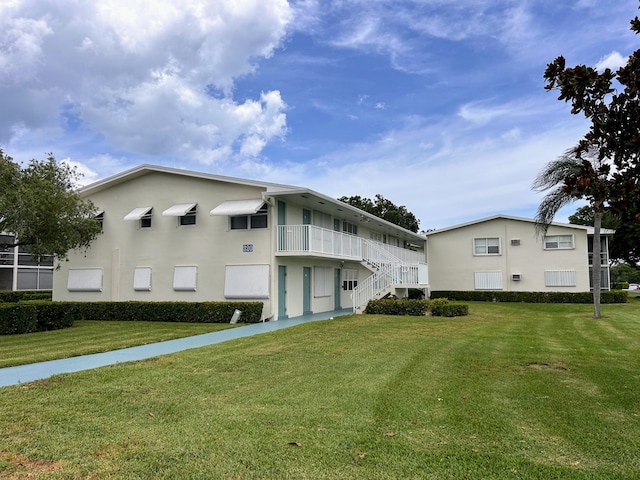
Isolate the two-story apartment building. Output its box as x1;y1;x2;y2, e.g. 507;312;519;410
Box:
52;165;428;320
425;215;613;293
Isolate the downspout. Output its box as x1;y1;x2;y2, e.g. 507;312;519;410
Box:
264;194;276;321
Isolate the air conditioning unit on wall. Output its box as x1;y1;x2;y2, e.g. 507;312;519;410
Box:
511;239;521;246
512;274;522;281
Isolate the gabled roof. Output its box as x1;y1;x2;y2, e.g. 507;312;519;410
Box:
79;164;300;195
424;214;615;236
79;164;425;242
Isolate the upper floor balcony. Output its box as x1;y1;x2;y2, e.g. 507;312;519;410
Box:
276;224;425;264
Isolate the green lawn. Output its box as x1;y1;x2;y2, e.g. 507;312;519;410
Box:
0;320;237;368
1;301;640;479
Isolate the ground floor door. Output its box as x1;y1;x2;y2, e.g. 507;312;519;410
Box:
334;268;341;309
278;265;287;319
303;267;311;314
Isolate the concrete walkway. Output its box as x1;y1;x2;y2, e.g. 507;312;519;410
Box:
0;309;352;388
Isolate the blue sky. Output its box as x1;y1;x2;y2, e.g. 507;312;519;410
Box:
1;0;638;230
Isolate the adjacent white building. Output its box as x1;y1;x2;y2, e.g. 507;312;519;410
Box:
52;165;428;320
0;233;54;291
425;215;613;293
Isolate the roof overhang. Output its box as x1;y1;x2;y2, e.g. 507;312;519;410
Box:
265;188;425;243
425;214;616;236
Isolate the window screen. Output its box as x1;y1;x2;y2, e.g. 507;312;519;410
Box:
474;238;500;255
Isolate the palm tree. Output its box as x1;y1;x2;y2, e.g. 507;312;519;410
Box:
532;148;610;319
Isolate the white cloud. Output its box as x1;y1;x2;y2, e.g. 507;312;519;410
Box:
258;105;589;229
458;99;544;126
60;158;99;187
0;0;292;164
596;51;626;71
458;102;513;125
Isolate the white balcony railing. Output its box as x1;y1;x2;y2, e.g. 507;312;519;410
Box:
277;225;363;259
276;225;428;311
276;225;424;262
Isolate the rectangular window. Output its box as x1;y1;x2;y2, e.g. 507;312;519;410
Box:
230;216;248;230
124;206;153;228
95;211;105;230
342;269;358;291
15;245;53;267
141;209;152;228
230;204;268;230
163;203;197;226
0;234;15;266
588;237;609;266
544;235;574;249
180;205;197;226
343;221;358;235
545;270;577;287
589;267;611;290
314;266;332;297
313;211;332;229
474;271;503;290
474;237;500;255
17;268;53;290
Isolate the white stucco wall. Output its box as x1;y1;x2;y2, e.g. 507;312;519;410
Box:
53;171;274;315
53;167;427;320
427;218;591;292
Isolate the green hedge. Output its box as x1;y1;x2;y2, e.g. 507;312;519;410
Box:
0;301;264;336
0;304;38;334
20;292;53;301
436;304;469;317
430;290;628;304
365;298;430;316
364;298;469;317
0;290;52;302
31;301;75;331
59;301;263;324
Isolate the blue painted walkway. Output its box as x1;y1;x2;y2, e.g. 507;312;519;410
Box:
0;309;352;388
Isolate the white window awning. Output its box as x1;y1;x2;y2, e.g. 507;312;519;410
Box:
162;203;197;217
210;199;265;216
123;207;153;221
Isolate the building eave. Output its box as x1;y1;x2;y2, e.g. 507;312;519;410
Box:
79;164;300;197
424;214;615;236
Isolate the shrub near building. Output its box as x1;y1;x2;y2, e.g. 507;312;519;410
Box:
365;298;469;317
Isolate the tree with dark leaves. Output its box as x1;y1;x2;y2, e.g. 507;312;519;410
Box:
538;3;640;317
338;194;420;233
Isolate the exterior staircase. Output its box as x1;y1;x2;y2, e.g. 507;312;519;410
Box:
352;240;425;313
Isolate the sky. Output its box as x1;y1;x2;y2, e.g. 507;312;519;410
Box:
1;0;638;231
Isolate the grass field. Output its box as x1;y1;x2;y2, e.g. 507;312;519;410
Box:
0;321;237;368
1;301;639;479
